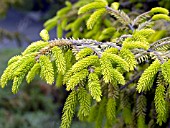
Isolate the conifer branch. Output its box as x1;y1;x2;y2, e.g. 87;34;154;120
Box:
120;71;143;90
1;2;170;127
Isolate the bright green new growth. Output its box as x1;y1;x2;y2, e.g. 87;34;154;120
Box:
134;29;155;39
111;2;119;10
77;87;91;120
60;90;77;128
39;55;54;84
88;72;102;102
40;29;50;41
100;55;125;85
8;55;21;66
12;57;35;93
66;69;89;91
152;14;170;21
123;41;149;50
22;41;49;55
100;57;114;83
78;1;107;14
1;1;170;128
137;59;161;93
104;47;118;54
26;63;40;83
75;47;94;60
102;52;129;71
87;8;106;29
0;62;18;88
150;7;169;15
161;60;170;84
71;55;99;73
52;46;66;75
57;1;72;18
106;98;116;122
154;74;168;126
95;97;107;128
120;48;137;71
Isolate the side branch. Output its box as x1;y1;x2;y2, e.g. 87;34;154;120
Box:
120;71;143;90
35;38;121;59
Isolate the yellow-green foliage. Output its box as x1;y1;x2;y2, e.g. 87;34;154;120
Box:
111;2;119;10
22;41;49;55
102;27;116;35
12;57;35;93
44;16;58;31
66;69;89;91
136;95;147;128
55;73;64;87
64;49;74;70
123;41;149;50
61;18;68;29
88;104;99;122
52;46;66;75
26;63;40;84
102;52;129;71
99;27;116;41
76;48;94;60
106;98;116;122
161;60;170;84
150;7;169;15
110;68;125;85
71;14;89;31
137;115;147;128
40;29;50;41
57;1;72;18
63;69;73;85
8;55;21;66
78;1;107;14
39;55;54;84
149;30;166;43
122;30;152;50
104;47;118;54
1;54;35;89
100;57;114;83
71;55;99;73
152;14;170;21
122;106;132;125
77;87;91;120
95;97;107;128
87;8;106;29
88;73;102;102
137;59;161;93
154;74;168;125
60;90;77;128
120;48;137;71
1;1;170;128
134;29;155;39
0;62;18;88
57;23;63;38
100;56;125;85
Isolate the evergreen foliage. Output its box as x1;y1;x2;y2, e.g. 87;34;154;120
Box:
1;0;170;127
77;87;91;120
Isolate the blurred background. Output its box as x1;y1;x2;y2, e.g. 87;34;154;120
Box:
0;0;170;128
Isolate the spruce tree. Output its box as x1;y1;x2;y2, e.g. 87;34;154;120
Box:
1;0;170;127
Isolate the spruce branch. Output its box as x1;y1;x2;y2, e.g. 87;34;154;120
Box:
147;49;165;63
105;6;134;31
132;11;151;26
120;71;143;90
1;2;170;127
